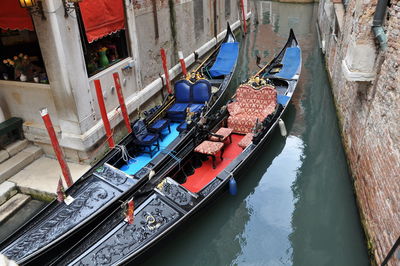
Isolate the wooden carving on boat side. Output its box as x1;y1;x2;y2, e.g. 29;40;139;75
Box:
95;164;137;192
199;178;222;197
2;179;119;261
74;194;181;265
156;178;196;210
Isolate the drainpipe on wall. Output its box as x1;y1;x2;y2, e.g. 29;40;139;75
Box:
372;0;389;50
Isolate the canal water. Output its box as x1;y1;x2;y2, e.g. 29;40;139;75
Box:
141;1;370;266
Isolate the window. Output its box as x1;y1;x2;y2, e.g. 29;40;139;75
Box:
0;29;48;83
76;1;129;77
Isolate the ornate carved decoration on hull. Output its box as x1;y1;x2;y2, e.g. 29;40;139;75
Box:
74;194;181;265
156;178;197;211
199;178;222;197
1;177;120;261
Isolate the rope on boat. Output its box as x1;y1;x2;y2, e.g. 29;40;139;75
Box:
115;145;136;163
160;149;182;168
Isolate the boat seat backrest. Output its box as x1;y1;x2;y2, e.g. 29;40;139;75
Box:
230;84;276;116
191;80;212;103
174;80;192;103
132;120;149;142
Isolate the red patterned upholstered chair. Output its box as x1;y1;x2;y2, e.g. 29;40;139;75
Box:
194;140;224;169
227;84;276;134
209;127;233;143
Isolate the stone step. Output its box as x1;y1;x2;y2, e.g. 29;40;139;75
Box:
0;193;31;224
5;139;29;157
0;140;29;164
0;181;17;206
0;145;43;183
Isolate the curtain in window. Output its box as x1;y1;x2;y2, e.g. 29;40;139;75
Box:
79;0;125;43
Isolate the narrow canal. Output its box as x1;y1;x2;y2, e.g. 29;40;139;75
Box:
141;1;370;265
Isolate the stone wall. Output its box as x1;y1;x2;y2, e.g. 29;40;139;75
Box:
318;0;400;264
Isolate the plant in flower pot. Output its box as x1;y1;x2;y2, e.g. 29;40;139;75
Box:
3;53;33;82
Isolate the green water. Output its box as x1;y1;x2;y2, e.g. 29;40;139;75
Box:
141;2;370;266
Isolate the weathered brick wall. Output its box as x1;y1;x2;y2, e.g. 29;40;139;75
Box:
318;0;400;264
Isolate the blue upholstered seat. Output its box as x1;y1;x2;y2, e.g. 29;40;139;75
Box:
270;47;301;79
167;79;212;122
209;42;239;78
149;118;170;140
132;120;160;158
167;80;191;121
168;103;190;113
189;79;211;113
192;80;211;103
189;103;204;113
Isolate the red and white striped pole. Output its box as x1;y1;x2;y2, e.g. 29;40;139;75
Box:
240;0;247;34
178;51;187;76
160;48;172;94
40;108;73;187
113;73;132;134
94;79;115;148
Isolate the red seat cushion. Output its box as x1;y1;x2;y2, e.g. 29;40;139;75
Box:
209;127;233;142
194;141;224;155
238;133;254;149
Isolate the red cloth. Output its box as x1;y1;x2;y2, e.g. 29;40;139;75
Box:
79;0;125;43
0;0;34;31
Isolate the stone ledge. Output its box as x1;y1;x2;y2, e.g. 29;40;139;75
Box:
5;139;29;157
0;181;17;206
342;60;376;81
0;194;31;224
10;156;90;197
0;145;43;183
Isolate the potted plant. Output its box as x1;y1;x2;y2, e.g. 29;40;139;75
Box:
2;53;32;81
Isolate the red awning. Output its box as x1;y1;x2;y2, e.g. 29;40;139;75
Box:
0;0;34;31
79;0;125;43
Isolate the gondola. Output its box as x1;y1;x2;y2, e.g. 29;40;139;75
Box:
53;29;301;266
0;23;239;265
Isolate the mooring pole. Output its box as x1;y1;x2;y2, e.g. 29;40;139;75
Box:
178;51;187;76
240;0;247;34
94;79;115;148
160;48;172;94
40;108;73;187
113;73;132;134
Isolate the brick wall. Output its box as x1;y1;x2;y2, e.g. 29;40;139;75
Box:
318;0;400;264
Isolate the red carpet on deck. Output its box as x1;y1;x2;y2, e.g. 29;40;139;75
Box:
183;134;244;193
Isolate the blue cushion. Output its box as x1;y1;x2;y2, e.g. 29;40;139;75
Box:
142;134;157;142
277;95;290;105
209;42;239;78
192;80;211;103
174;80;191;103
168;113;186;122
189;103;204;113
150;119;169;130
167;103;189;114
272;47;301;79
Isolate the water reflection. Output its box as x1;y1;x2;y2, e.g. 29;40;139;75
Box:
233;136;304;265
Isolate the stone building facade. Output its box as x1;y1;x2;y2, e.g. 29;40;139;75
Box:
317;0;399;264
0;0;248;163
